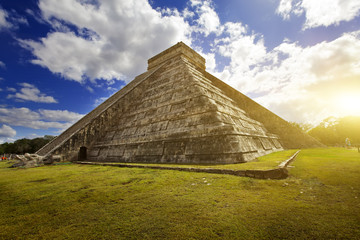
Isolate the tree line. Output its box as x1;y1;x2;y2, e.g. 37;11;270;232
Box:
291;116;360;146
0;135;55;155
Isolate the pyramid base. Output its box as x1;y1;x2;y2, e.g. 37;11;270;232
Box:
86;149;281;165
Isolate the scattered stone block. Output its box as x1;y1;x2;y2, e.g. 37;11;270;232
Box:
10;154;44;168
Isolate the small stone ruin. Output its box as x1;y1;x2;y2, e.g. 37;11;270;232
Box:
9;154;62;168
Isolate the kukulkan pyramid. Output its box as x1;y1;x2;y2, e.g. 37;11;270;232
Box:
37;42;322;164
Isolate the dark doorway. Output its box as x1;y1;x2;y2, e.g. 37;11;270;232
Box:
78;146;87;161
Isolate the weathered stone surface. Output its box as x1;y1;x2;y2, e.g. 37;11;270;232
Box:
11;154;44;168
148;42;205;71
37;42;322;164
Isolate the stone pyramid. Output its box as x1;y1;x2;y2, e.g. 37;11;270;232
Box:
37;42;321;164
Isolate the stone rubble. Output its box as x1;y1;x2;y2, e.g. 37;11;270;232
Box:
10;153;61;168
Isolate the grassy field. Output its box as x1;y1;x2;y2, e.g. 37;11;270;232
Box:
0;148;359;239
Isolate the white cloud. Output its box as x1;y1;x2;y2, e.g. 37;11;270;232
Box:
302;0;360;29
93;97;108;107
0;7;28;30
190;0;221;36
236;31;360;124
13;0;360;126
212;22;268;92
38;109;84;122
183;7;195;19
0;107;84;130
190;1;360;124
18;0;223;86
0;60;5;68
86;86;94;93
182;1;360;125
202;52;216;72
276;0;293;20
7;83;57;103
276;0;360;29
0;8;12;29
0;124;16;138
20;0;191;83
6;87;16;92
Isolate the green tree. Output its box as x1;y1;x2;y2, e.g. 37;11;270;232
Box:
289;122;314;133
0;135;56;154
308;116;360;146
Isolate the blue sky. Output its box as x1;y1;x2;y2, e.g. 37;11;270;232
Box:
0;0;360;143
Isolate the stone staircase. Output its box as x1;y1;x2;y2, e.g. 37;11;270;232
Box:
36;65;164;157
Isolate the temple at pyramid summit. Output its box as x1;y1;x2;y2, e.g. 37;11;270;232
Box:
37;42;322;164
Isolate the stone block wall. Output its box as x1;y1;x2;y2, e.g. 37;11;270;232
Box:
36;65;162;158
201;71;324;149
85;54;282;164
38;42;320;164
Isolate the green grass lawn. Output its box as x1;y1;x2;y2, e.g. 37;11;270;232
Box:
0;148;359;239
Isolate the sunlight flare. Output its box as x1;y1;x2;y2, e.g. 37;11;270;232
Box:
336;93;360;115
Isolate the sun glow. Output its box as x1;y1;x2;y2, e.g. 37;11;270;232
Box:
336;93;360;115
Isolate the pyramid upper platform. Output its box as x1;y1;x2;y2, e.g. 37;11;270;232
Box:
148;42;205;70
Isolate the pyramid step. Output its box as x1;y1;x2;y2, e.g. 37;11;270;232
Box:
38;42;322;163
